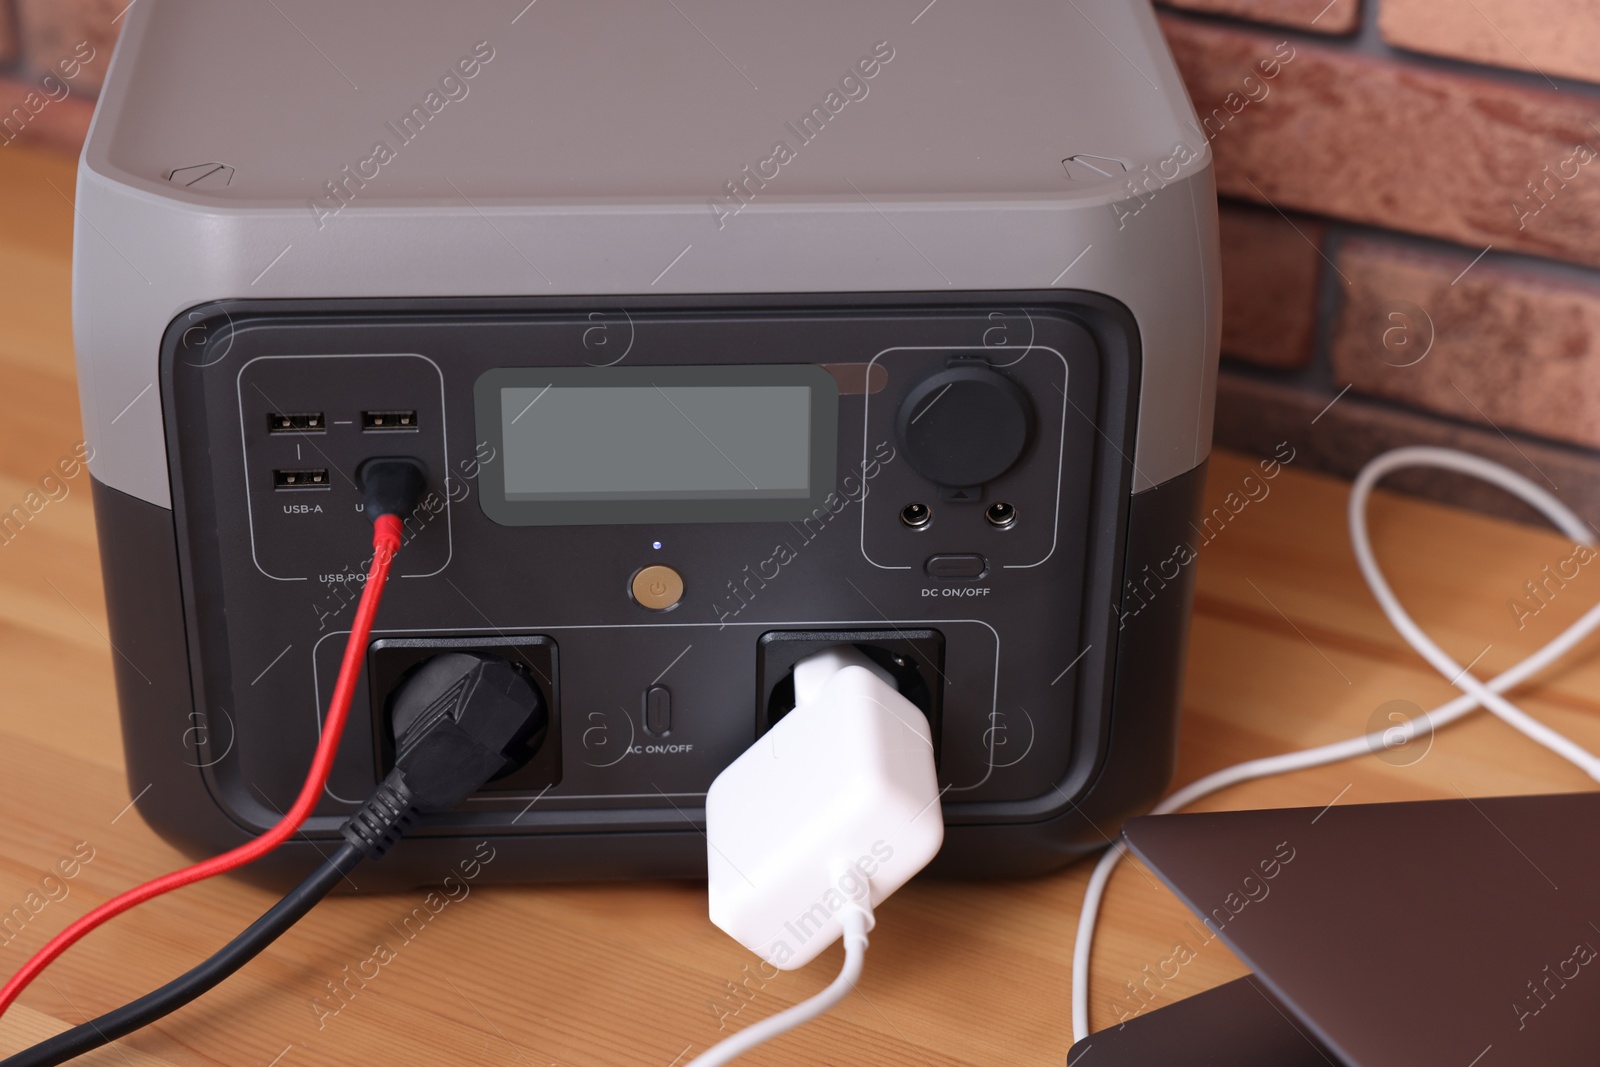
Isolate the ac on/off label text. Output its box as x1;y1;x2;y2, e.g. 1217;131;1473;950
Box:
922;587;991;597
629;743;695;755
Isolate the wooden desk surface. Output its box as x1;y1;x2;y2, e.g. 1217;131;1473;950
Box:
3;144;1598;1066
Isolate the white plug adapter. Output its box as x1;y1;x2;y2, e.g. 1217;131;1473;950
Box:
705;645;944;970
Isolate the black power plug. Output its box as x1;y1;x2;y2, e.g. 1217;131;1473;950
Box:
390;652;548;807
356;456;428;520
342;652;547;857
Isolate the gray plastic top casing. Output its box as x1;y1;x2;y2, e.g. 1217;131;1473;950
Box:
72;0;1218;508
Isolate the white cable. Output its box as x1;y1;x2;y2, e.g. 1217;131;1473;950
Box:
686;898;873;1067
1071;445;1600;1042
1349;448;1600;778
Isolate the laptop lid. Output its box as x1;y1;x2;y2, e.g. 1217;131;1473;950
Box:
1120;792;1600;1066
1066;974;1336;1065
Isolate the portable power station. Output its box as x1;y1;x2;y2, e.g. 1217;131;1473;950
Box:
74;0;1218;885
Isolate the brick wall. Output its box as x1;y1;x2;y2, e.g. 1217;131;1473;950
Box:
4;0;1598;525
1162;0;1600;526
0;0;111;153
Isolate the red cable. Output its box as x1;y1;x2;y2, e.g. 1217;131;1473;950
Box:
0;514;404;1019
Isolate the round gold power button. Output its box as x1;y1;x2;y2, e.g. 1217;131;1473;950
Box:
631;565;684;611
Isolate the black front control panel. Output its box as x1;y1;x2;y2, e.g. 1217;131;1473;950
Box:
163;293;1139;843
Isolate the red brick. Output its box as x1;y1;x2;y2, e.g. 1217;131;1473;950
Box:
1214;372;1600;530
0;75;95;154
1161;16;1600;269
1381;0;1600;87
16;0;121;95
1160;0;1360;35
1330;238;1600;450
0;0;16;64
1218;202;1325;367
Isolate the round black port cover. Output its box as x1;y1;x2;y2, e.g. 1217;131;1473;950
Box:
896;364;1033;488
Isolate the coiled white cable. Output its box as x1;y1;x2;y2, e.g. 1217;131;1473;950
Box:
1070;445;1600;1042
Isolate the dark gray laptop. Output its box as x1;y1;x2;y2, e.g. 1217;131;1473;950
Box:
1070;792;1600;1065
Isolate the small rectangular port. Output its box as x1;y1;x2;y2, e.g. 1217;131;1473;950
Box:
273;468;330;490
266;412;325;433
362;410;419;432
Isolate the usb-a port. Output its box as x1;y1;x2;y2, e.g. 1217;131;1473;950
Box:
267;412;325;433
273;468;330;490
362;410;418;432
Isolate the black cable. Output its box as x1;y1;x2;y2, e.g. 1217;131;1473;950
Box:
1;842;363;1067
3;649;547;1067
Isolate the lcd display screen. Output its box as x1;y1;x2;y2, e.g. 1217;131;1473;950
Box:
500;384;811;502
474;365;838;526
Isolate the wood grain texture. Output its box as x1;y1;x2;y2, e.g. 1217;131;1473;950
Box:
2;144;1599;1065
